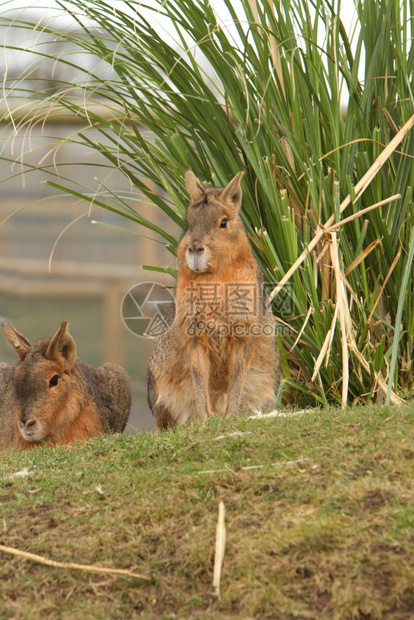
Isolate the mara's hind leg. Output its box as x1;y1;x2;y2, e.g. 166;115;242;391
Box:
153;403;177;429
147;367;177;429
239;365;276;414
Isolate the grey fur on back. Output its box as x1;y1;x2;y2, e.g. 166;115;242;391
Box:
76;359;131;433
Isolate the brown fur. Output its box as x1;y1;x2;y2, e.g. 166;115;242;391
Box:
0;321;131;450
147;170;280;428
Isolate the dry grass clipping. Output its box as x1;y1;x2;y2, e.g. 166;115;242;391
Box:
0;543;150;581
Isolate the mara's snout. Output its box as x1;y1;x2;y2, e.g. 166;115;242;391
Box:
18;416;44;442
186;242;210;272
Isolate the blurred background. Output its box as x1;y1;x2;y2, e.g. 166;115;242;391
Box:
0;11;178;431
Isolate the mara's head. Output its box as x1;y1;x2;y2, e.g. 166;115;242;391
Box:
178;170;252;274
3;321;84;443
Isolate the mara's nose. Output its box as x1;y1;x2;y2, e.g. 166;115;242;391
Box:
19;418;37;433
188;243;205;255
18;416;39;440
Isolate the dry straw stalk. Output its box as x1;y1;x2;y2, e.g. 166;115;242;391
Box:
0;544;150;581
270;114;414;302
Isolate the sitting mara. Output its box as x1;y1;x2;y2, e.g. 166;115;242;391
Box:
147;170;280;428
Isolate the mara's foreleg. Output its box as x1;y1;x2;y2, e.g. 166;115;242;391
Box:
188;343;212;419
225;340;252;417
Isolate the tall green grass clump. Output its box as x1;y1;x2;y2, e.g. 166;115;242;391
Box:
1;0;413;407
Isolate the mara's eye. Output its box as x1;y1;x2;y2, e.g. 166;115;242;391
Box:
220;218;228;228
49;374;61;388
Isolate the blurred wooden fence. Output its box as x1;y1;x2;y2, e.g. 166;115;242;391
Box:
0;256;141;364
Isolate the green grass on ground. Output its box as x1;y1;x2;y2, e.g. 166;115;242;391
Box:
1;406;414;619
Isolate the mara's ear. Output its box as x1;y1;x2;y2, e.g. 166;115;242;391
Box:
220;171;245;213
2;324;32;362
185;170;204;204
45;321;76;367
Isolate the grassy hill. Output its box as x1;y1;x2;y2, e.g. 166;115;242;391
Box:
1;405;414;619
